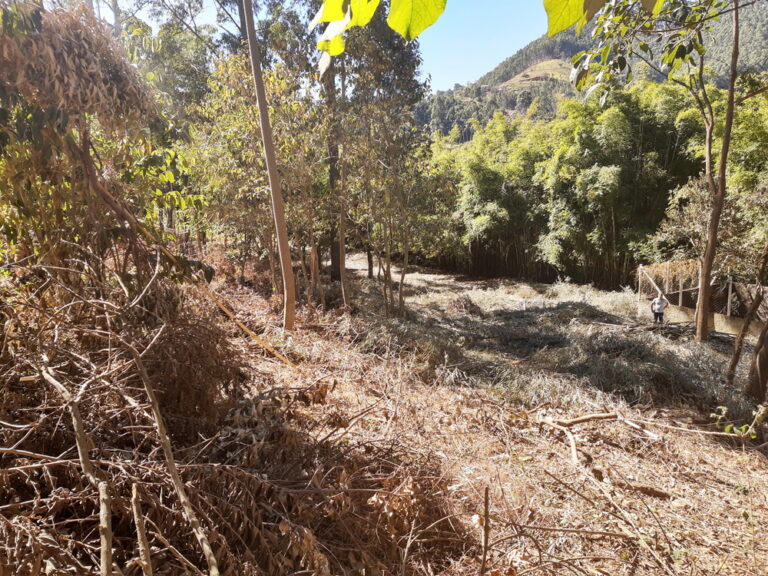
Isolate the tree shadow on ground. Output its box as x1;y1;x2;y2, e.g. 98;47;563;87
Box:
354;274;755;421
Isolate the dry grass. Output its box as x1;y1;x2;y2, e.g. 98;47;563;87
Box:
4;249;768;576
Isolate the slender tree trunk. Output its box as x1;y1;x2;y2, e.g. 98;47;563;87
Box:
398;238;409;315
729;287;763;386
696;0;740;342
338;62;350;307
338;193;349;306
266;237;279;295
745;320;768;402
376;250;390;317
324;64;342;283
298;240;309;307
730;241;768;387
242;0;295;329
366;245;374;279
310;241;319;304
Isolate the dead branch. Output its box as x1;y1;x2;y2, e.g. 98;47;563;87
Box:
131;484;153;576
99;481;113;576
40;366;102;487
490;523;638;547
554;413;618;428
540;419;579;465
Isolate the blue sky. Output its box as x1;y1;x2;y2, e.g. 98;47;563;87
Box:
417;0;550;92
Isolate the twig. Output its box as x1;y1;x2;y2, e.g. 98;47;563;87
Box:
632;418;739;438
0;447;59;461
585;475;679;576
41;366;102;487
612;479;672;500
99;481;112;576
132;484;153;576
479;486;490;576
490;524;637;547
554;413;618;427
540;419;579;465
145;519;206;576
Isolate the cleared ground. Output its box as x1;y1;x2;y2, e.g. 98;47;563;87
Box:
218;257;768;575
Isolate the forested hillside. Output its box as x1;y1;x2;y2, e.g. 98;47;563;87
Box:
2;0;768;575
420;0;768;135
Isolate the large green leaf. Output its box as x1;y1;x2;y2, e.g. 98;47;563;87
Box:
387;0;446;41
641;0;667;15
349;0;381;28
544;0;586;36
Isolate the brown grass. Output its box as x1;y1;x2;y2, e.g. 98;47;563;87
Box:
3;250;768;576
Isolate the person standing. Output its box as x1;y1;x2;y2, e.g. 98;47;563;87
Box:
651;292;670;324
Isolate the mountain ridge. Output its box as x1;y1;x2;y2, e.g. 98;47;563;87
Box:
419;2;768;137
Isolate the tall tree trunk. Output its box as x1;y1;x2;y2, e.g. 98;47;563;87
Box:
745;320;768;402
696;0;739;342
236;0;247;41
242;0;295;330
110;0;121;36
324;64;342;283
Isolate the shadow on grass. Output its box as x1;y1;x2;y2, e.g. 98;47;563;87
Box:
352;278;755;421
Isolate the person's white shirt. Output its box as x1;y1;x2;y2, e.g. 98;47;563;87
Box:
652;295;669;312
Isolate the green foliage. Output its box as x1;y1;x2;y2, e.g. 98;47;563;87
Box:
387;0;446;40
314;0;446;59
428;80;703;285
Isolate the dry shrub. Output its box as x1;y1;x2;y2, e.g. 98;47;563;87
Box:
344;318;462;381
447;294;484;316
1;265;468;575
0;2;153;134
143;310;243;440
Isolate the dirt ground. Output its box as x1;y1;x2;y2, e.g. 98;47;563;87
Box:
217;256;768;576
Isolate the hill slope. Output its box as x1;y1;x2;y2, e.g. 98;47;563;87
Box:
420;2;768;136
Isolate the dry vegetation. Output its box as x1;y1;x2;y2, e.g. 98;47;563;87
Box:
3;249;768;576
